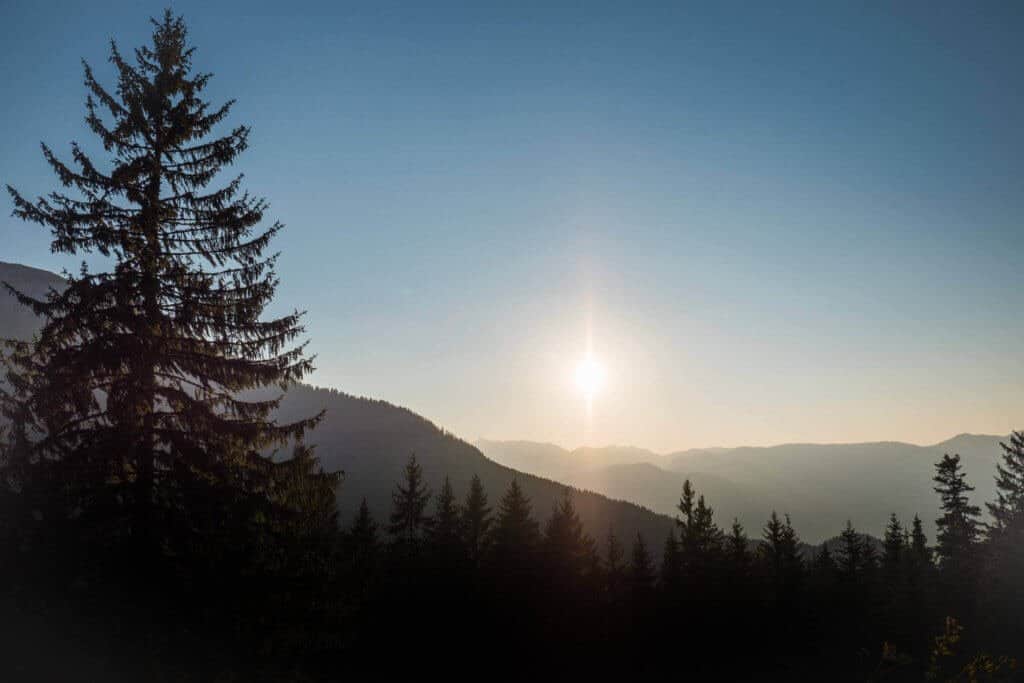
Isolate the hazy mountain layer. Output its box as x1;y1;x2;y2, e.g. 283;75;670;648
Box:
476;435;1008;542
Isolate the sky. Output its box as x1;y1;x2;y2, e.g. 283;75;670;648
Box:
1;1;1022;452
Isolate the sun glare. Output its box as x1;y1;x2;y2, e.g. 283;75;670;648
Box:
575;355;606;400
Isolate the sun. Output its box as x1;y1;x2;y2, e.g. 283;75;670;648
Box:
575;354;606;400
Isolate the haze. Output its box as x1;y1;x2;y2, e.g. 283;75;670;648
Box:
2;1;1022;451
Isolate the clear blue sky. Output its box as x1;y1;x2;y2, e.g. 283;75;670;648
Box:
2;1;1022;451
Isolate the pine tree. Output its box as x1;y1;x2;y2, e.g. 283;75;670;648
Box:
838;520;865;579
676;479;723;584
982;432;1024;635
605;526;625;599
813;543;837;581
389;454;432;547
490;478;540;571
348;498;379;559
781;514;800;565
460;473;492;568
882;513;905;580
346;498;379;587
429;476;460;542
661;527;681;590
933;453;981;571
0;12;322;554
543;488;597;585
427;475;463;567
909;514;931;568
629;532;655;596
762;512;800;574
904;514;933;606
727;518;749;570
269;444;341;542
987;431;1024;537
761;511;802;606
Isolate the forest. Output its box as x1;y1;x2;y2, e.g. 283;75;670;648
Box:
1;12;1022;681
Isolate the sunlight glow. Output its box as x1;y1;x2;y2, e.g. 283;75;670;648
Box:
575;355;606;400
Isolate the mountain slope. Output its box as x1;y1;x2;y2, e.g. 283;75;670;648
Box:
0;262;676;545
273;384;675;541
0;261;66;341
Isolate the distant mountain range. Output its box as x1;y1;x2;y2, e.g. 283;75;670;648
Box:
0;262;676;545
476;434;1010;542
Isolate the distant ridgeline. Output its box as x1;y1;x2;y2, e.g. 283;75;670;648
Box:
477;435;1009;543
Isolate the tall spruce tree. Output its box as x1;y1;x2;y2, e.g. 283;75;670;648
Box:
982;431;1024;647
605;526;625;597
933;453;981;571
348;498;379;561
813;544;837;583
460;473;492;568
676;479;724;585
838;520;866;580
661;527;681;590
346;498;380;592
987;431;1024;537
389;454;432;547
909;514;931;568
543;488;597;585
882;513;905;581
427;475;463;567
762;511;802;605
0;12;323;552
762;512;800;575
629;532;656;596
490;478;540;571
727;518;750;575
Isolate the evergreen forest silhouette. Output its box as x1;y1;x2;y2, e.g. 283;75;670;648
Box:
1;13;1022;681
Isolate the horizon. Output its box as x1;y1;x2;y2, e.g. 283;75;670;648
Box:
3;1;1023;451
2;257;1015;455
473;430;1011;456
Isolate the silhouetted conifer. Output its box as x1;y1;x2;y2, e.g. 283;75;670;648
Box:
605;526;625;595
814;543;837;578
909;515;931;568
389;454;432;547
1;11;322;555
629;532;656;596
460;473;492;568
490;478;540;571
543;488;597;586
761;511;802;608
661;528;681;589
349;498;379;560
346;498;379;593
762;512;800;573
838;520;867;579
933;454;981;572
676;479;724;587
728;518;750;570
883;513;905;581
427;475;464;568
982;432;1024;643
987;432;1024;537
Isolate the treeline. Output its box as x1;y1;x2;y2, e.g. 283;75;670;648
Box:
327;445;1022;679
